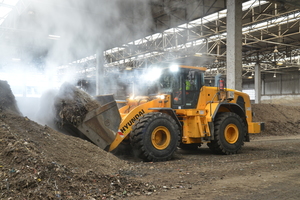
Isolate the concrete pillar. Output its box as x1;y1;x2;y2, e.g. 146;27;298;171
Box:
96;50;105;95
226;0;243;91
254;64;261;104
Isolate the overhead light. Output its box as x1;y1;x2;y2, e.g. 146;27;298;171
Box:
248;76;253;79
48;35;61;40
274;46;278;53
12;58;21;62
277;61;283;65
273;73;276;78
251;71;254;76
125;66;132;70
170;64;179;72
215;58;218;63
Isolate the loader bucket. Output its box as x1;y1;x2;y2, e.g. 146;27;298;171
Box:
74;94;121;150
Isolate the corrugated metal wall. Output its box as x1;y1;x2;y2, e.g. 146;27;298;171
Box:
242;73;300;96
263;73;300;95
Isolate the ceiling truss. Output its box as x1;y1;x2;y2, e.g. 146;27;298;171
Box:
58;1;300;80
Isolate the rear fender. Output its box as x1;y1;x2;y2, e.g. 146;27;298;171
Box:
205;102;248;140
206;102;246;122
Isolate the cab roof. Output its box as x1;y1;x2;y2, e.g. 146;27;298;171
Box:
179;65;207;71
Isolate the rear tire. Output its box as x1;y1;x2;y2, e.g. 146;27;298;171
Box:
208;112;245;155
130;112;180;162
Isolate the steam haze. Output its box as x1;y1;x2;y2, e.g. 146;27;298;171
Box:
0;0;154;124
24;0;154;64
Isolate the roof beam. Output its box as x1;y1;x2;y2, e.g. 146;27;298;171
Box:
0;3;14;9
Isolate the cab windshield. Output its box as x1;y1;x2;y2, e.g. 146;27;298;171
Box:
159;67;204;109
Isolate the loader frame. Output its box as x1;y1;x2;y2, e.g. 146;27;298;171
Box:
108;65;264;161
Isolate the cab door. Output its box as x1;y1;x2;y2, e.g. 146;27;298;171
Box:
172;70;203;109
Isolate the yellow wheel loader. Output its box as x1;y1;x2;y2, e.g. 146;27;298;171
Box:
110;65;264;161
63;65;264;162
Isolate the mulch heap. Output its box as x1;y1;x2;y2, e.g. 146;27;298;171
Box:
0;81;20;115
0;81;157;200
54;82;101;128
252;103;300;136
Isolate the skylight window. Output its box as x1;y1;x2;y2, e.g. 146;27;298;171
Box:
3;0;19;6
0;0;20;26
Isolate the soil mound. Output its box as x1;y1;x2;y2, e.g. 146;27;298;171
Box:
0;110;157;199
0;83;156;199
0;80;21;115
252;103;300;136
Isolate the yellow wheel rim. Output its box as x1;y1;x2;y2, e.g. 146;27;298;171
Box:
224;124;239;144
151;126;171;150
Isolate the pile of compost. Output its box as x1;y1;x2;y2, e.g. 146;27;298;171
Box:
252;103;300;136
0;82;157;199
0;80;20;115
54;82;101;127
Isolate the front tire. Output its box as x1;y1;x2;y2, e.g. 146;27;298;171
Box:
130;112;180;162
208;112;246;155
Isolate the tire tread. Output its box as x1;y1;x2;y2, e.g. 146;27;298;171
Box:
130;112;180;161
208;112;246;155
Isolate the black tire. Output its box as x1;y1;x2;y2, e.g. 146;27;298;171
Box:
179;143;201;151
109;141;132;156
208;112;246;155
130;112;180;162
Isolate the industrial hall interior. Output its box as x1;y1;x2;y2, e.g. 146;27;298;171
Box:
1;0;300;106
1;0;300;199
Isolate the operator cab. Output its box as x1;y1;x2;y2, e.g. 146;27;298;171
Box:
159;66;205;109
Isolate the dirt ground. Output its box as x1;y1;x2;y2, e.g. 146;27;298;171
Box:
1;81;300;199
124;135;300;200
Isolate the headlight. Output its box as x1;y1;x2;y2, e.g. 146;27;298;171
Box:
156;95;165;100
